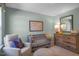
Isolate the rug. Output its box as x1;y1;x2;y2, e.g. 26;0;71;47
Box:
33;46;79;56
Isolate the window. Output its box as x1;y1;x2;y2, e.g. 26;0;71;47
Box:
0;7;2;45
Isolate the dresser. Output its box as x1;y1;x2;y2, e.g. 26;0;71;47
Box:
54;33;79;54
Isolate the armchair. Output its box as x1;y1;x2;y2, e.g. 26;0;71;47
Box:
3;34;31;56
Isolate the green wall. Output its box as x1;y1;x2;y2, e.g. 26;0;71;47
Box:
5;7;55;42
55;7;79;32
5;7;79;42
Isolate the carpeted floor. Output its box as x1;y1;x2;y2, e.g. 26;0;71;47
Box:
33;46;79;56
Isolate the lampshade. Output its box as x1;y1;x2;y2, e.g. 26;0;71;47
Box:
61;24;66;30
54;23;60;32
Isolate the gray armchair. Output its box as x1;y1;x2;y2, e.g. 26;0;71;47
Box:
3;34;31;56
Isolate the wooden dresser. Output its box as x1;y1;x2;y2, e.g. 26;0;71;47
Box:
54;33;79;54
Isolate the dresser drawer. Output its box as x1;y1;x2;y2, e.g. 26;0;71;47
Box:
64;36;76;44
55;35;64;41
56;41;76;49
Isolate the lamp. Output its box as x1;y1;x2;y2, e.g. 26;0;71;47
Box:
54;23;60;33
61;24;66;31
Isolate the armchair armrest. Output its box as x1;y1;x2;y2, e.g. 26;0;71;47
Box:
3;47;20;56
21;42;32;56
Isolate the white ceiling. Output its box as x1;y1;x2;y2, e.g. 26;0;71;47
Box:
6;3;79;16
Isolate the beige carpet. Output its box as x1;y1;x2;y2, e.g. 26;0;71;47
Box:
33;46;79;56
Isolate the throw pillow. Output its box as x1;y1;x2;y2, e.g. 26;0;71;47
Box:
9;41;17;48
16;38;24;49
9;37;24;49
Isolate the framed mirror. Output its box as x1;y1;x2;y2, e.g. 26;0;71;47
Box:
60;15;73;32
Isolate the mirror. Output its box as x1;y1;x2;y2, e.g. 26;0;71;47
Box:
60;15;73;32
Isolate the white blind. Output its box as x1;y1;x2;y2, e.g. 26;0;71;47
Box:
0;7;2;45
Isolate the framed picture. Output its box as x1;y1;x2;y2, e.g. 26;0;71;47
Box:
29;21;43;32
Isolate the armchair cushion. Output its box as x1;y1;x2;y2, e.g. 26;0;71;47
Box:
3;42;31;56
3;47;20;56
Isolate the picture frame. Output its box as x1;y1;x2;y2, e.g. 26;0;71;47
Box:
29;21;43;32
